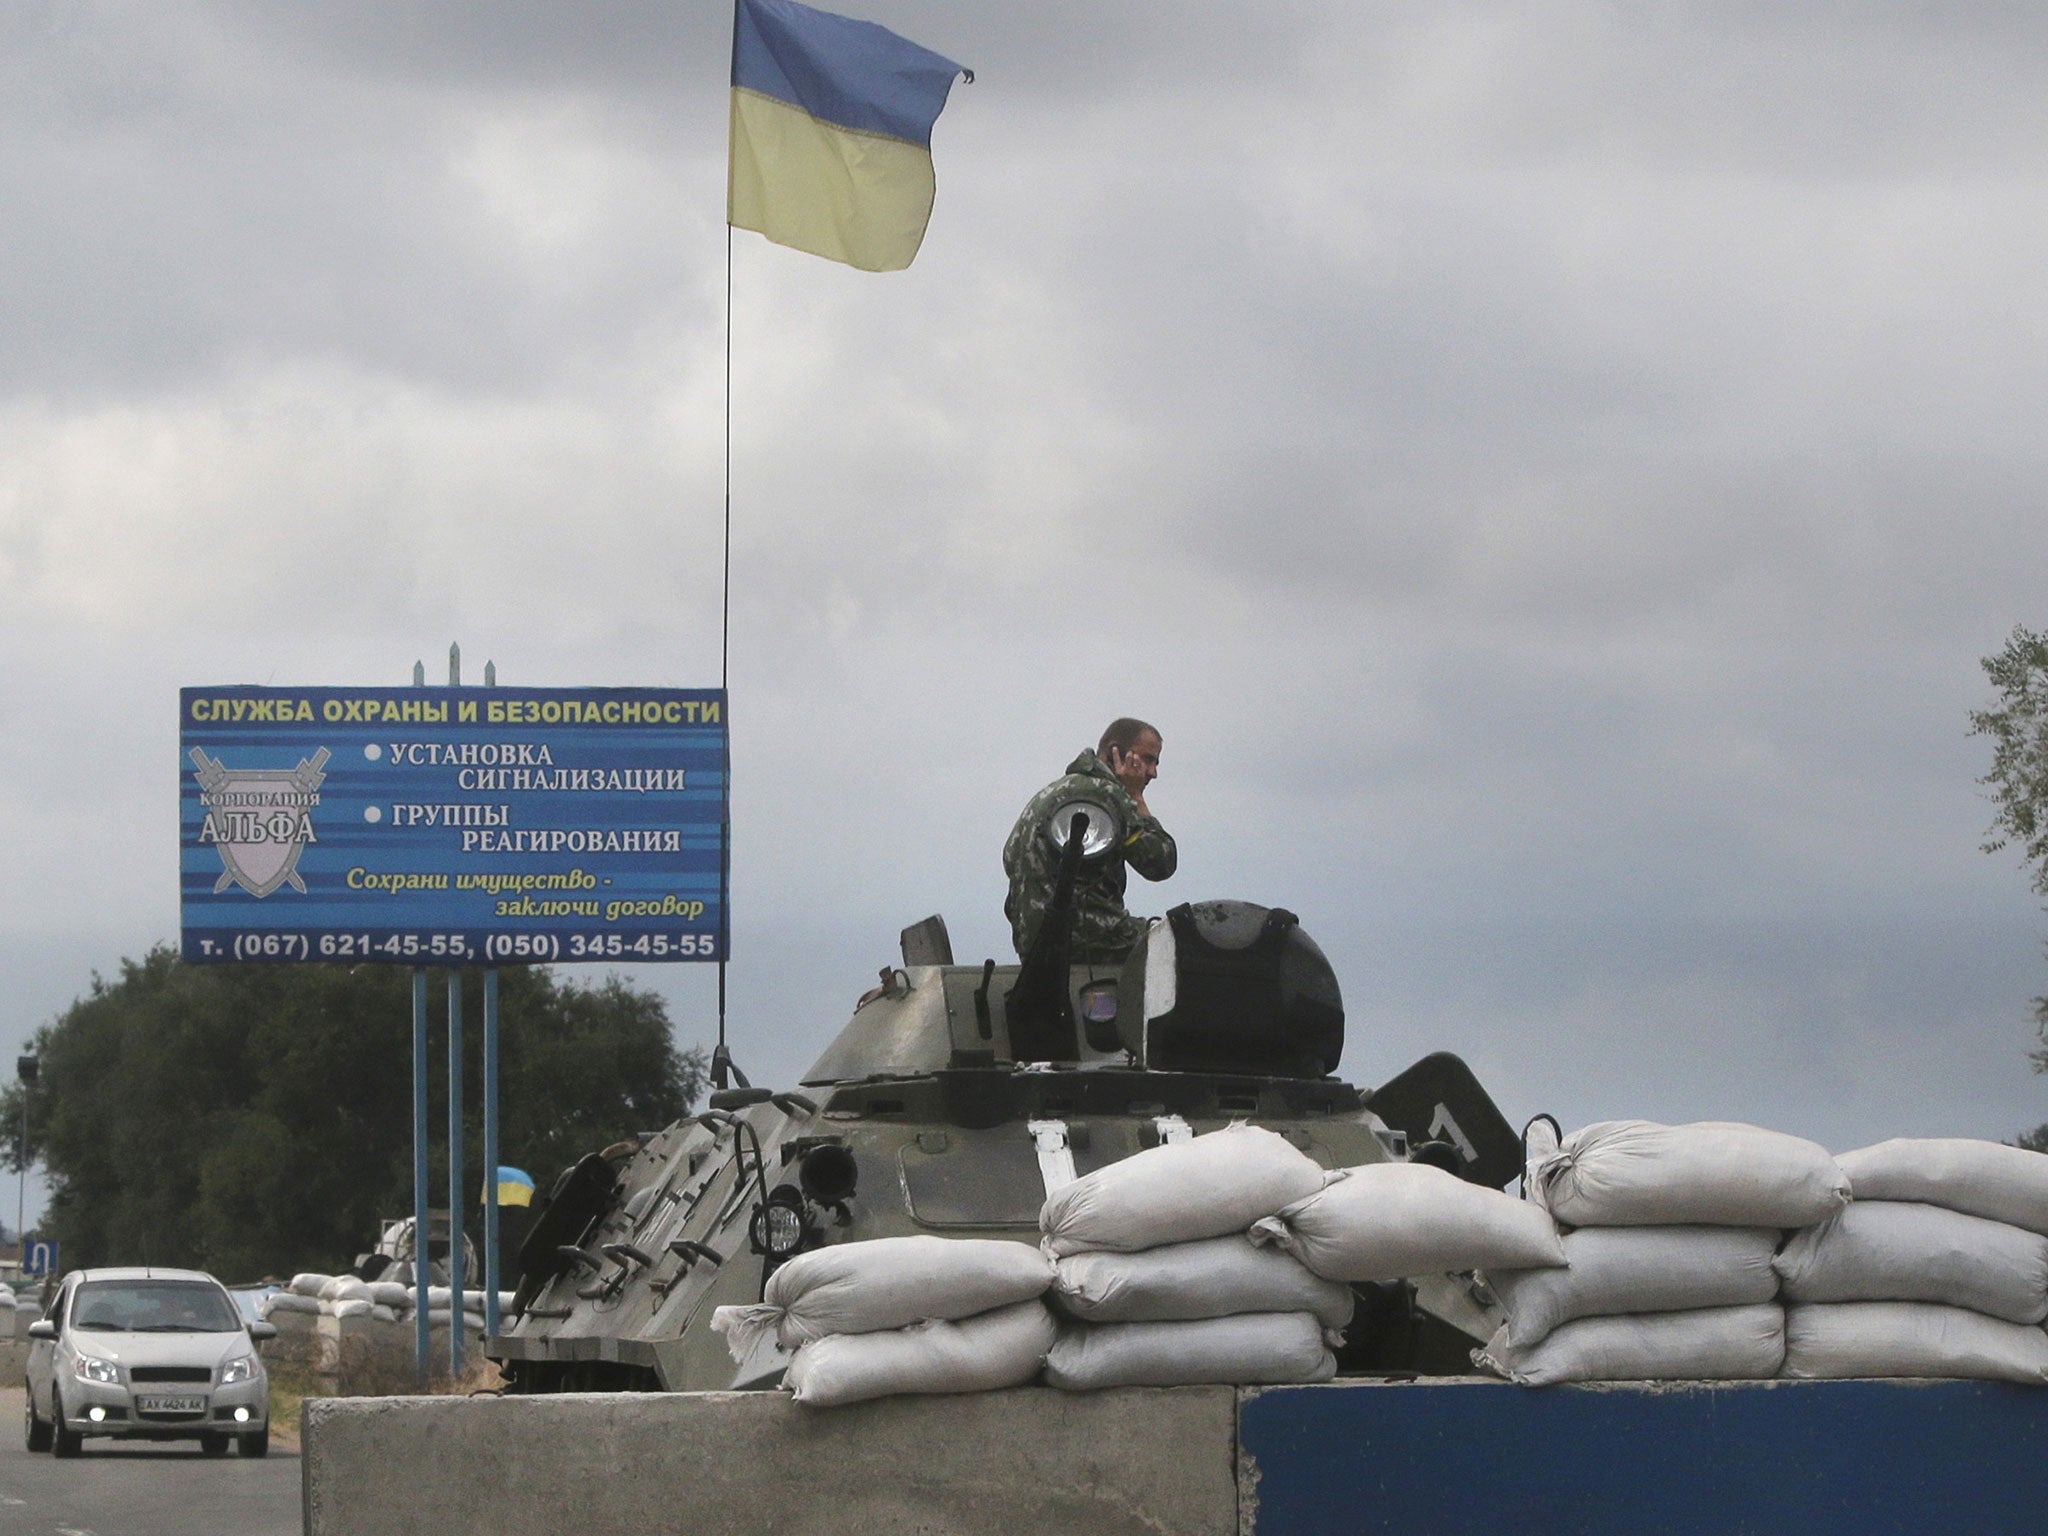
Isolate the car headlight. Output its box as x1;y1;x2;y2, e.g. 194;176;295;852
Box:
219;1353;257;1386
74;1356;119;1385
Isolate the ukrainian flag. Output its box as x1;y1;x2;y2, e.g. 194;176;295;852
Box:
488;1167;536;1208
729;0;971;272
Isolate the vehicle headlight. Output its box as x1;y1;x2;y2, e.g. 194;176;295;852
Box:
219;1354;257;1386
73;1356;119;1385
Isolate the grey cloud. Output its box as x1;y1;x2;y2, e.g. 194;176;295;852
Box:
7;0;2048;1213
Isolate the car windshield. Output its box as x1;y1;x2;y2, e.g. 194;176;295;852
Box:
72;1280;241;1333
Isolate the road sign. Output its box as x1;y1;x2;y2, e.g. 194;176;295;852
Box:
23;1238;56;1276
178;685;727;965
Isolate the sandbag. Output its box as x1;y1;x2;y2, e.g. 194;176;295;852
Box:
369;1303;400;1324
1054;1235;1355;1330
1040;1122;1329;1258
1774;1200;2048;1324
321;1274;374;1305
1475;1304;1786;1386
329;1297;374;1319
1782;1301;2048;1384
290;1272;333;1298
711;1236;1054;1360
423;1285;501;1310
1836;1138;2048;1236
1531;1120;1849;1228
1249;1162;1565;1282
783;1299;1057;1409
262;1292;323;1318
1489;1225;1780;1348
1044;1311;1337;1390
368;1280;415;1311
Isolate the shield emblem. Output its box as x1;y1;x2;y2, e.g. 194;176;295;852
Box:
190;747;330;898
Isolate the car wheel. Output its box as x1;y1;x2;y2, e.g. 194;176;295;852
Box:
50;1400;81;1458
237;1423;270;1458
23;1390;51;1453
199;1431;230;1456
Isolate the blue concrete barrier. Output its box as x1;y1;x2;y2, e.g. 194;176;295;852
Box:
1240;1377;2048;1535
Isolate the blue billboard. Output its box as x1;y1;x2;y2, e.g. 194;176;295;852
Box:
180;685;725;965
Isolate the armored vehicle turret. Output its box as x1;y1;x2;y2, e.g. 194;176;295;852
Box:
490;895;1526;1394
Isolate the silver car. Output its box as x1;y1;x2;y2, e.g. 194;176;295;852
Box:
24;1266;276;1457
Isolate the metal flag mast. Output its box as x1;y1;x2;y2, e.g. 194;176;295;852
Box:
714;219;741;1093
711;0;967;1087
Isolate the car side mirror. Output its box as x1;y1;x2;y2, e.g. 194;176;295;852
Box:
27;1320;55;1340
248;1320;277;1341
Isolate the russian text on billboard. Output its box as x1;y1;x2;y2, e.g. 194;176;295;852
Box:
179;686;725;964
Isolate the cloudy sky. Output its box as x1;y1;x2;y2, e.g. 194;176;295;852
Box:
7;2;2048;1229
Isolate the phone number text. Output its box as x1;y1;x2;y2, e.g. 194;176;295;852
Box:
182;930;719;964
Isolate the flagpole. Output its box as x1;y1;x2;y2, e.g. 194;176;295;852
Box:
713;0;966;1090
714;191;735;1091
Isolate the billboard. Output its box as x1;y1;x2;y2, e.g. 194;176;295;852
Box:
180;685;725;965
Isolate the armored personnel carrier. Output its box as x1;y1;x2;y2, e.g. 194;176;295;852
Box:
492;814;1526;1392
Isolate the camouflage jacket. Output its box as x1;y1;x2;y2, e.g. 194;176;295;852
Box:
1002;749;1177;963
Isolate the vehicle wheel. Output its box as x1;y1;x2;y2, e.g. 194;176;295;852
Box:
50;1402;80;1458
199;1431;230;1456
237;1423;270;1458
23;1391;51;1453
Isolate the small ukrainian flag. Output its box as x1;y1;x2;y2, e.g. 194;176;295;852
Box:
489;1167;536;1208
728;0;971;272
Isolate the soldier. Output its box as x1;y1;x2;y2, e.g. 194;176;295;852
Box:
1003;718;1177;963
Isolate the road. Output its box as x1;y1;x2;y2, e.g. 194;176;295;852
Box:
0;1389;301;1536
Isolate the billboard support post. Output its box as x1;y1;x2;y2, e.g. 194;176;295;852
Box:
411;966;430;1389
481;657;502;1343
445;645;465;1380
483;966;501;1339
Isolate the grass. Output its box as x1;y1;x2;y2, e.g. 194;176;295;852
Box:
266;1359;319;1441
270;1350;509;1440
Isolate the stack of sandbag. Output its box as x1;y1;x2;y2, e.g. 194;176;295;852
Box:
320;1273;391;1322
1041;1124;1348;1389
260;1273;330;1324
1773;1137;2048;1385
422;1284;515;1332
1240;1145;1566;1387
257;1272;509;1332
1475;1120;1849;1386
711;1235;1056;1408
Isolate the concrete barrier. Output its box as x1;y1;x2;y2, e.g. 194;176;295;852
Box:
305;1377;2048;1536
303;1385;1237;1536
1240;1377;2048;1534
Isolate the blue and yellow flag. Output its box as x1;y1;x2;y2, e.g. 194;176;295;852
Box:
728;0;971;272
488;1167;536;1208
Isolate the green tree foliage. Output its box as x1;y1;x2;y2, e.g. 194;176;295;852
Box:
1973;626;2048;1145
1973;626;2048;900
0;949;704;1279
1973;626;2048;1063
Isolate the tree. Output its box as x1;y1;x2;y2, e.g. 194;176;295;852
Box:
0;949;704;1279
1971;624;2048;1150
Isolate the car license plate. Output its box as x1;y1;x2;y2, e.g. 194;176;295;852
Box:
137;1394;205;1413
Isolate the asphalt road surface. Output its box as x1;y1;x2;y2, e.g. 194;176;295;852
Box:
0;1389;301;1536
